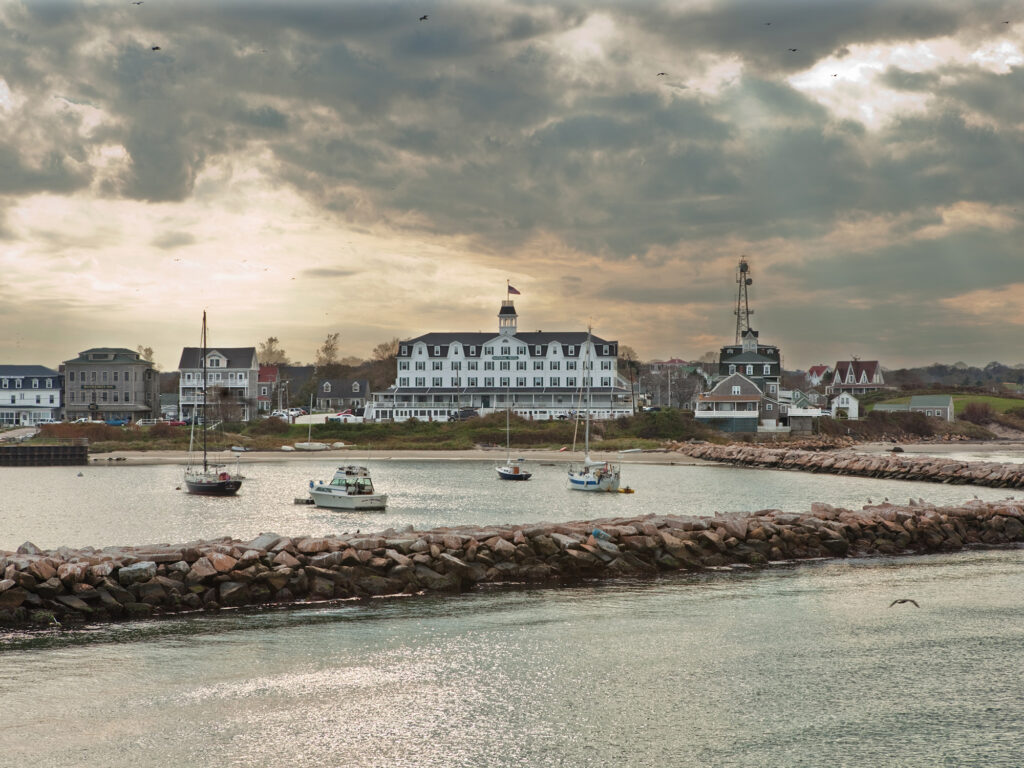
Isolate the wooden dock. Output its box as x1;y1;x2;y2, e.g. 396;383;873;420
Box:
0;439;89;466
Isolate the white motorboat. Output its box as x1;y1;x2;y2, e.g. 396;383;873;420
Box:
309;465;387;510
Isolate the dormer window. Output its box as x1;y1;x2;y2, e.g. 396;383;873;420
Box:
352;382;360;392
731;386;741;395
400;346;408;356
469;347;476;356
535;345;542;355
434;346;441;356
32;379;39;389
602;345;609;355
323;383;332;393
567;346;575;355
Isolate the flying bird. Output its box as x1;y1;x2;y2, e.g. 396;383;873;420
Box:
657;72;667;76
151;46;161;51
764;22;771;26
787;48;798;52
889;599;920;608
419;14;429;21
131;1;143;5
832;73;838;77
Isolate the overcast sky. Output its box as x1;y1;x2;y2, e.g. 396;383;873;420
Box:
1;0;1021;371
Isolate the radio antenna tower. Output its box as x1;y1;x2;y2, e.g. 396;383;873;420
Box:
734;256;754;344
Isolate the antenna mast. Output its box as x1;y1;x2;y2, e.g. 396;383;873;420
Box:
734;256;754;343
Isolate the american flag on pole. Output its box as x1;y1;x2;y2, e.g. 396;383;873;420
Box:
507;284;521;295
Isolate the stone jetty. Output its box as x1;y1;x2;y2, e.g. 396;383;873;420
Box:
2;499;1023;626
675;442;1024;488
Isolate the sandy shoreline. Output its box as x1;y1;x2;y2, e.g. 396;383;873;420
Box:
94;446;713;467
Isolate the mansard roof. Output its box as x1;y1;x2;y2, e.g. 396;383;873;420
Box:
399;331;615;357
0;365;60;378
178;347;258;369
724;352;778;364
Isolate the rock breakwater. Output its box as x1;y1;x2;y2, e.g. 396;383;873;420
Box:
675;443;1024;488
2;500;1023;626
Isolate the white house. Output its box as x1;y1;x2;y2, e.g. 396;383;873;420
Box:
0;366;62;426
830;392;860;420
178;345;259;422
366;300;632;422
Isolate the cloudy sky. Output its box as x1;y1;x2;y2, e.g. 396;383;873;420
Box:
1;0;1021;371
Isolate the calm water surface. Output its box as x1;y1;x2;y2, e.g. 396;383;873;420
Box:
1;459;1020;550
1;550;1022;767
2;459;1021;766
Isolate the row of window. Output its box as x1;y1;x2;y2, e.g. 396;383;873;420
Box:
67;391;133;403
183;372;249;382
401;342;613;358
7;395;55;405
728;364;774;376
400;360;604;372
1;378;55;389
68;370;145;383
397;376;613;388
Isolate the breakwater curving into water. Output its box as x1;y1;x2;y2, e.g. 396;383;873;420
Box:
2;499;1023;626
675;442;1024;488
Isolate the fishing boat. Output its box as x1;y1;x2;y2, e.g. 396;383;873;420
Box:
308;465;387;510
496;394;531;480
185;312;243;496
567;326;621;492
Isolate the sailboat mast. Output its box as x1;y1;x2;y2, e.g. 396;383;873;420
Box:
201;311;208;473
583;326;591;458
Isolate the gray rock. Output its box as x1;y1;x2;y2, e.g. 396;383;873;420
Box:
118;561;157;587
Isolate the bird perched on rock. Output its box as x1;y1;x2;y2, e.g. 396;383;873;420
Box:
889;599;920;608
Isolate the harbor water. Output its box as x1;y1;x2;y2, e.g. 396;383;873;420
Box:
2;458;1022;766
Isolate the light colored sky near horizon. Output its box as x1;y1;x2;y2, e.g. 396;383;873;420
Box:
1;0;1022;371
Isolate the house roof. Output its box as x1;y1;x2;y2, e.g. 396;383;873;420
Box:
318;378;369;395
909;395;954;408
707;372;764;396
833;360;881;381
807;365;831;377
399;332;615;358
258;365;278;383
178;347;258;369
724;352;778;364
64;348;149;365
0;365;59;378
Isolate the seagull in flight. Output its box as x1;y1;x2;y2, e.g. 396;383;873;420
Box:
131;1;143;5
151;45;161;51
657;72;667;76
787;48;798;52
889;599;920;608
419;14;429;21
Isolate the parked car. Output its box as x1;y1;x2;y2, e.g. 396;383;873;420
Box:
326;413;364;424
270;410;289;419
105;418;130;427
73;417;105;424
136;418;159;426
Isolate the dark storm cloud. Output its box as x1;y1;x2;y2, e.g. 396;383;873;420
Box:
1;0;1022;362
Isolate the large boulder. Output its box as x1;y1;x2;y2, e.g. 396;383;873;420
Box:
118;561;157;587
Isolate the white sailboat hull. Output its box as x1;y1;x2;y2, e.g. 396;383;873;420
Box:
567;466;620;492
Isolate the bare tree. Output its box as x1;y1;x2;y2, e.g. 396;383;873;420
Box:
315;332;340;368
372;337;400;362
136;345;158;369
257;337;290;365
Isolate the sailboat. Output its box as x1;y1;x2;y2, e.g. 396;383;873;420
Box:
294;394;330;451
567;327;621;492
184;312;243;496
495;395;531;480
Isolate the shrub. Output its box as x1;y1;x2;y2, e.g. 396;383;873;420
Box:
961;402;995;424
149;422;176;438
247;416;291;435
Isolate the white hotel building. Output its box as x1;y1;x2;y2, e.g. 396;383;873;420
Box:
366;301;632;422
